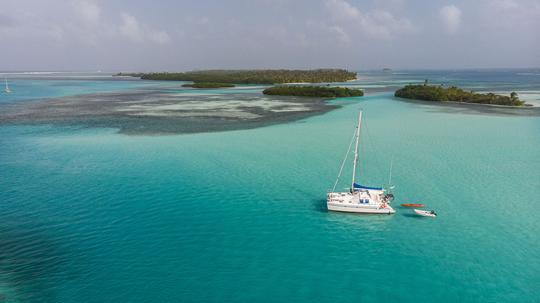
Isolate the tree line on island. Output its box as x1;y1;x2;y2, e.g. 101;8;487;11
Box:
117;70;525;106
182;82;235;88
263;86;363;98
395;82;524;106
117;69;357;84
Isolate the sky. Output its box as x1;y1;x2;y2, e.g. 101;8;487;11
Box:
0;0;539;71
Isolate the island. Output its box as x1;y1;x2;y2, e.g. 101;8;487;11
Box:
182;82;235;88
118;69;357;84
394;84;524;106
263;86;364;98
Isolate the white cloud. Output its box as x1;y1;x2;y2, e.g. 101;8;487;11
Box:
327;0;360;19
1;0;538;70
491;0;519;10
325;0;414;40
119;13;144;42
119;13;171;44
70;0;102;45
149;31;171;45
440;5;461;34
364;10;414;38
328;25;351;44
4;1;173;46
73;0;101;25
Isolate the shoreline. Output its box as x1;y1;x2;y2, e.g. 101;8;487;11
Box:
394;96;536;108
392;95;540;116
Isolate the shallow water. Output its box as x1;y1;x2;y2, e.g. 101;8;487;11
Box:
0;70;539;302
0;78;336;135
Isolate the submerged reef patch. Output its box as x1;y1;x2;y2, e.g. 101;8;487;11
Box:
0;89;340;135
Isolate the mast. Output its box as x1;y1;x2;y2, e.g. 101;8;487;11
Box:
351;111;362;190
388;155;394;186
331;128;356;192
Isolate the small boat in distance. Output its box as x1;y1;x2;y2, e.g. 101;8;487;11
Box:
413;209;437;217
401;203;425;208
4;78;11;93
327;111;395;214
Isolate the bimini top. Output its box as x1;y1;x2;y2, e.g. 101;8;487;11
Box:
353;183;383;191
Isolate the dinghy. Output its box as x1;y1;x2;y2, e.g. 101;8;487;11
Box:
413;209;437;217
401;203;424;207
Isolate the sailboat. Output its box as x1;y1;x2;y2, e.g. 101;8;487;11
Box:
327;111;395;214
4;78;11;93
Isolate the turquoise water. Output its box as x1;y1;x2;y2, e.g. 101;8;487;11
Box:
0;78;172;104
1;71;540;302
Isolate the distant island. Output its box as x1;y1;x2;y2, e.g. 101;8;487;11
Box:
395;83;524;106
263;86;363;98
116;69;357;84
182;82;235;88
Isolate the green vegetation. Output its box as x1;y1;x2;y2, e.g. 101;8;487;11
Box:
395;84;524;106
115;72;144;77
263;86;364;98
121;69;357;84
182;82;235;88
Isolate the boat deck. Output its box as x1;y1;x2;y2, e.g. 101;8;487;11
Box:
327;191;395;214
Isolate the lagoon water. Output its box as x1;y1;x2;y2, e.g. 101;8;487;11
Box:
1;70;539;302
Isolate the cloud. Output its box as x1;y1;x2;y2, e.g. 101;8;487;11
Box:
150;31;171;44
363;10;414;38
328;25;351;44
440;5;461;34
119;13;170;44
1;0;538;70
491;0;519;10
1;0;171;46
73;0;100;25
327;0;361;19
325;0;414;40
119;13;144;42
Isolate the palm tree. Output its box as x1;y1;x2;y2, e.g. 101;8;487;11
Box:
510;92;519;103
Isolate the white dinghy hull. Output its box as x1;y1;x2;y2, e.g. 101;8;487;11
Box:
413;209;436;217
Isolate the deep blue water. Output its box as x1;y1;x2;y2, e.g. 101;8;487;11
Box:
0;70;539;302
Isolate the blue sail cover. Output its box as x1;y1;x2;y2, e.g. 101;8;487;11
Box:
353;183;383;190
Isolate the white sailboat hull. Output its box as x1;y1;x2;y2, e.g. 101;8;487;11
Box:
327;192;395;214
327;203;395;214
